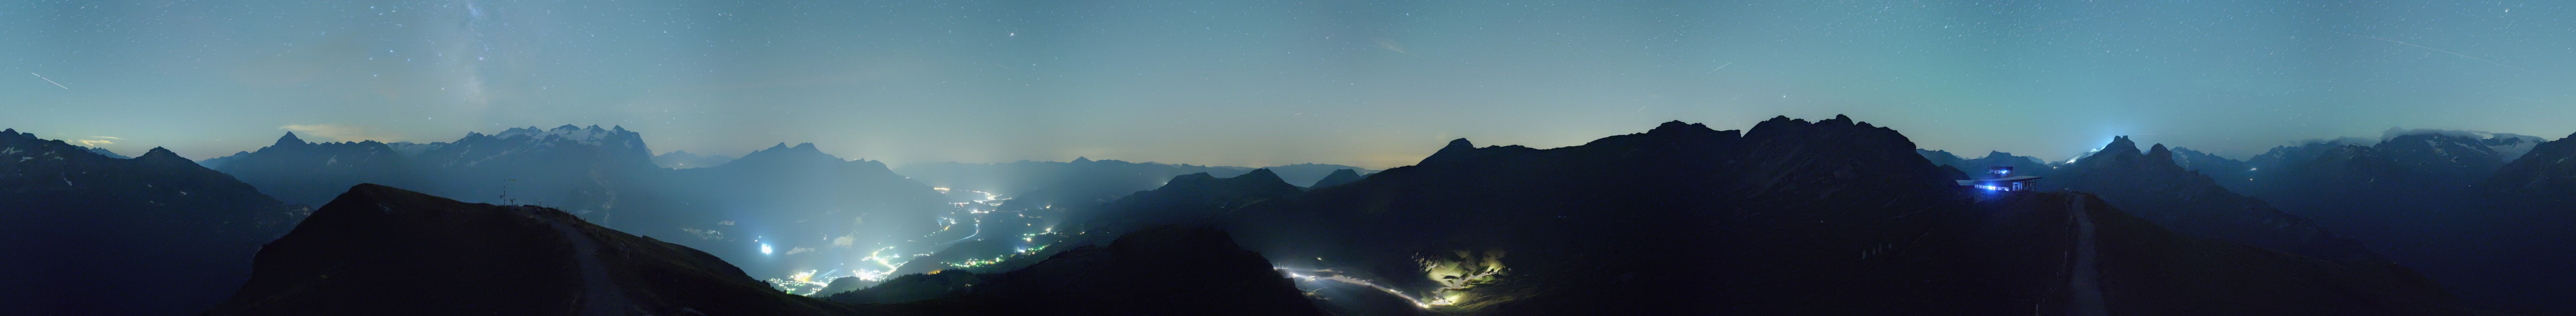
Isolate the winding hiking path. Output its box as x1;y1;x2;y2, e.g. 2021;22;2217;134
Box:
2069;197;2110;316
545;213;632;316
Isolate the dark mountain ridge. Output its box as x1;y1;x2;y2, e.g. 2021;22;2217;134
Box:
1038;117;2477;315
1309;168;1367;188
1;129;304;315
2038;136;2380;262
206;184;865;316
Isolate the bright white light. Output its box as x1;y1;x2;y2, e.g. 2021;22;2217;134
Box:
761;243;773;255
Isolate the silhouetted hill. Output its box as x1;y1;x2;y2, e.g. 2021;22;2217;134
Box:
207;184;865;316
1309;168;1367;188
1;129;304;315
2039;136;2380;262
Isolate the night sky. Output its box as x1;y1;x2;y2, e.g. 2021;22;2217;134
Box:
4;0;2570;168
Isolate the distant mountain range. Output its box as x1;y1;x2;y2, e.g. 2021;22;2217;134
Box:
2;129;305;315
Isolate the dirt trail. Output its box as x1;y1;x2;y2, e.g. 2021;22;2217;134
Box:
2069;197;2110;316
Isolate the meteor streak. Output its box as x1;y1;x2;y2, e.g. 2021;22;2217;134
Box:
31;73;68;89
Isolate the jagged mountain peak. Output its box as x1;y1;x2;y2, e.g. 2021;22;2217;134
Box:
2102;136;2141;156
1072;156;1094;163
137;147;187;162
273;132;307;147
1650;120;1709;133
1981;150;2019;160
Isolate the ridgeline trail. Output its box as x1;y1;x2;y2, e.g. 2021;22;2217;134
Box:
2069;197;2110;316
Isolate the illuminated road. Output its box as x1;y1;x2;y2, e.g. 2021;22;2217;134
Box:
2068;197;2109;316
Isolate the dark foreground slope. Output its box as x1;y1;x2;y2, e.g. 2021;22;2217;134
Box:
206;184;861;316
2000;193;2476;316
1;129;304;316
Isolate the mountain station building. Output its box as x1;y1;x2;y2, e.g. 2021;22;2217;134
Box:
1958;166;2040;193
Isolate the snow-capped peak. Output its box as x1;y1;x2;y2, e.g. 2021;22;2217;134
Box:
486;125;635;148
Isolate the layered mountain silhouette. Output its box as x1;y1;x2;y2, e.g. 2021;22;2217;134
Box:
1309;168;1367;188
1027;117;2477;315
199;126;959;280
2036;136;2379;262
2228;131;2576;313
1;129;304;315
200;132;424;206
205;125;653;213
